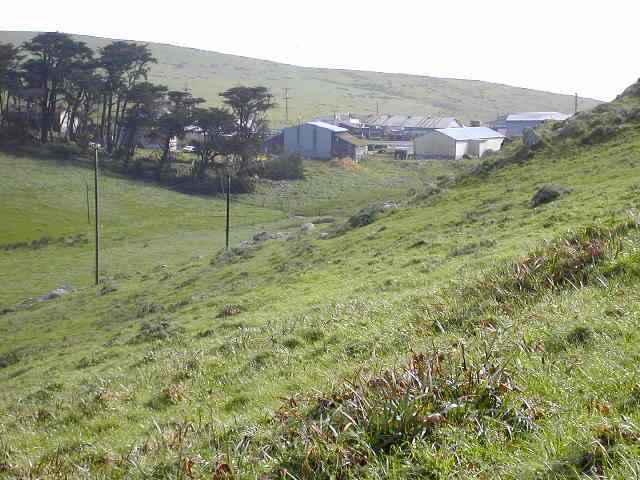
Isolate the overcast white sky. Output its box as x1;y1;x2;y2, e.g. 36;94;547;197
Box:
3;0;637;100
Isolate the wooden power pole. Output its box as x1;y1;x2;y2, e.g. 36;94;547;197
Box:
225;175;230;250
574;93;579;115
94;147;100;285
283;88;291;125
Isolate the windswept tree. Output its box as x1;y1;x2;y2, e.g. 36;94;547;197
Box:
0;42;22;130
98;41;156;152
220;86;274;171
119;81;167;163
22;32;93;142
155;90;204;173
190;107;236;182
60;60;101;141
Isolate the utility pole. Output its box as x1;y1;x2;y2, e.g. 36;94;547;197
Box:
93;146;100;285
574;92;579;115
225;175;230;250
283;88;291;125
85;182;91;224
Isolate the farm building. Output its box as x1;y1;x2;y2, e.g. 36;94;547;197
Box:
402;116;463;137
333;132;368;161
503;112;571;138
414;127;504;160
359;114;463;138
284;121;369;160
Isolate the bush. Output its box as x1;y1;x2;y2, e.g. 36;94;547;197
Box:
46;142;84;160
580;125;619;145
532;184;570;207
262;152;304;180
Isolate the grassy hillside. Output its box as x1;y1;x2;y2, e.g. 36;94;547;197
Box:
0;153;459;306
0;86;639;478
0;30;601;126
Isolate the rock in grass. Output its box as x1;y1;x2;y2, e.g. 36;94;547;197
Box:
348;201;398;228
300;223;315;232
531;184;570;207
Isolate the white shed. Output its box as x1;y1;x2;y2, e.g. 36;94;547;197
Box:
414;127;505;160
283;121;348;159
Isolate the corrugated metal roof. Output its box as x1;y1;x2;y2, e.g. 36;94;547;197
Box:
436;127;504;141
404;116;461;129
306;121;348;132
384;115;410;127
506;112;571;122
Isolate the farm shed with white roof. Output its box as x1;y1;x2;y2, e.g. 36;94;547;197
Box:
283;121;348;159
414;127;505;160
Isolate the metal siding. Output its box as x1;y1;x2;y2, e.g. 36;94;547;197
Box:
414;131;457;159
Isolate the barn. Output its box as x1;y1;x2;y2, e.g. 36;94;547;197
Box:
414;127;504;160
283;121;348;159
504;112;571;138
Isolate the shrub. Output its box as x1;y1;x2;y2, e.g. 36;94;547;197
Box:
262;152;305;180
532;184;570;207
580;125;619;145
131;319;184;343
46;142;84;160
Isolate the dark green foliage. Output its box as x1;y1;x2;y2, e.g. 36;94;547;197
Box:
566;325;593;345
131;319;184;343
580;125;619;145
261;152;305;180
532;184;570;207
0;350;19;368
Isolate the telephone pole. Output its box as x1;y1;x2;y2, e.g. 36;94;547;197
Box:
93;146;100;285
574;92;579;115
283;88;291;125
85;182;91;224
225;175;231;250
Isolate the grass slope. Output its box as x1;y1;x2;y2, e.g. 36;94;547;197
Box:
1;89;639;478
0;30;601;126
0;154;458;306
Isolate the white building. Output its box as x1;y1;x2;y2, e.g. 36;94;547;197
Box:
283;121;348;159
414;127;505;160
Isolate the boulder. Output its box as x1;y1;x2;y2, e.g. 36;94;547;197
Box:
532;184;571;207
300;223;315;232
253;231;278;242
348;201;398;228
42;286;71;300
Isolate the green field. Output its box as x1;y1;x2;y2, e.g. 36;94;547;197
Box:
0;31;601;127
1;88;640;478
0;153;460;306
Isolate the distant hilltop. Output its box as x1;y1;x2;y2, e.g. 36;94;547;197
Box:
0;31;602;127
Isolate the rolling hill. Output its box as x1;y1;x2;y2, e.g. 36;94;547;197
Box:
1;78;639;478
0;30;602;127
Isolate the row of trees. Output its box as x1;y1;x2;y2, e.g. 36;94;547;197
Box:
0;32;275;186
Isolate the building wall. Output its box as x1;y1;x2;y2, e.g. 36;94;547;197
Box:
477;137;504;157
454;138;504;159
414;131;456;159
284;124;334;159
